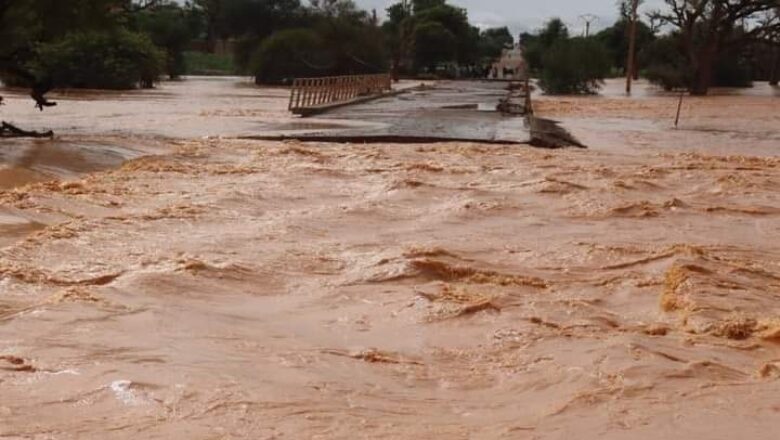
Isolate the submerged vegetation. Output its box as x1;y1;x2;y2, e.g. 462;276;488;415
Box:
522;1;779;95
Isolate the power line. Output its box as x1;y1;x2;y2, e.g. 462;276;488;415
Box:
578;14;598;37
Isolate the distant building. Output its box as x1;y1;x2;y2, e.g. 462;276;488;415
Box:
489;44;527;80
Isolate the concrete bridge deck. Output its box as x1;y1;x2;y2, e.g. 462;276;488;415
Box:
253;81;531;144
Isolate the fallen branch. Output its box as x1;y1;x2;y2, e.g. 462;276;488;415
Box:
0;121;53;138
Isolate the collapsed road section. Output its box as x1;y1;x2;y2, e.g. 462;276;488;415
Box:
249;81;530;144
248;79;583;148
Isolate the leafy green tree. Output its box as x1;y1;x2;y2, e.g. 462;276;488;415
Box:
522;18;569;74
413;21;457;71
382;0;479;74
412;0;445;14
311;0;387;75
382;1;414;77
135;3;198;78
641;34;689;90
30;30;165;89
539;37;611;94
596;18;655;76
215;0;304;71
247;0;387;83
415;3;473;65
2;0;170;111
192;0;225;51
250;28;325;83
479;27;514;61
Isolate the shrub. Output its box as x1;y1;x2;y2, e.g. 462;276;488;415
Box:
644;64;689;91
641;36;689;91
249;29;329;84
539;38;611;95
712;50;753;88
30;30;165;89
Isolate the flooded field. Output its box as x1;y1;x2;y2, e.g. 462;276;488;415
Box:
1;77;779;439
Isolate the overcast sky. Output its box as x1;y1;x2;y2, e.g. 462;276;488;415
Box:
356;0;666;36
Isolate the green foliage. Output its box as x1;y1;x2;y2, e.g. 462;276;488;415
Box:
135;4;200;79
220;0;302;39
537;18;569;47
712;49;753;88
539;38;611;95
382;0;489;74
241;0;387;83
183;51;235;75
641;35;689;90
595;18;655;75
414;3;474;65
479;27;514;61
642;33;754;91
521;18;570;74
30;30;165;89
413;21;457;70
249;28;327;83
412;0;446;13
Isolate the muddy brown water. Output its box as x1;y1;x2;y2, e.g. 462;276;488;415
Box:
0;77;779;439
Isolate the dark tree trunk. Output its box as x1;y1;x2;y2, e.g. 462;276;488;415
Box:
770;46;779;86
391;55;400;82
690;46;716;96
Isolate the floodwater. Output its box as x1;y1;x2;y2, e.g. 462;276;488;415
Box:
0;77;779;439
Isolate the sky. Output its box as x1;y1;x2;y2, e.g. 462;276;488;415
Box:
356;0;666;36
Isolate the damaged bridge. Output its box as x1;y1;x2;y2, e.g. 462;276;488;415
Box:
252;80;534;144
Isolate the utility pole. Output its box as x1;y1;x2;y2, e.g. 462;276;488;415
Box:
625;0;639;95
579;14;598;38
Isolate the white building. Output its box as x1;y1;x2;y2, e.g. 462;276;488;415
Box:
490;45;527;80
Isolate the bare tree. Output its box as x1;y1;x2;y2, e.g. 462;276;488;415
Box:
653;0;780;95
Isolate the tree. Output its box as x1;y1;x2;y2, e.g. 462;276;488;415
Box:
539;37;611;94
31;30;165;89
381;0;478;75
214;0;304;70
135;3;199;78
246;0;387;83
383;1;414;78
250;28;325;83
413;21;457;71
652;0;780;95
0;0;174;137
642;34;690;90
767;6;780;85
412;0;445;13
596;16;655;76
480;27;514;59
521;18;570;74
193;0;225;53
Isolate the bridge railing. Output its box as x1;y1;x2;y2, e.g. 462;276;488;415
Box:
288;74;392;115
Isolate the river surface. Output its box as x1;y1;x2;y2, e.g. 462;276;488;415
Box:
0;77;779;439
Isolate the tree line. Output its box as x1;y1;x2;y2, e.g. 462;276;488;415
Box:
0;0;515;92
522;0;779;95
1;0;779;103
